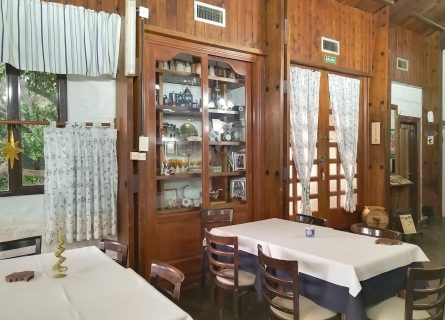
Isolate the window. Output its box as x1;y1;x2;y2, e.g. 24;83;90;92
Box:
0;64;67;196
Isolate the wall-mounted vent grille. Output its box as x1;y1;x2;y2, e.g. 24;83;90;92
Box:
321;37;340;55
397;57;409;71
194;1;226;27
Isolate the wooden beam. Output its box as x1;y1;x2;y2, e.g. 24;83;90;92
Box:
411;12;445;32
390;0;417;27
440;32;445;50
373;0;394;6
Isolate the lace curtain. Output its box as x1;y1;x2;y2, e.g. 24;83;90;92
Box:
328;74;360;212
0;0;120;77
290;66;321;215
44;123;118;244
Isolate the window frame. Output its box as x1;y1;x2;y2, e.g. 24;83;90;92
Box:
0;64;67;197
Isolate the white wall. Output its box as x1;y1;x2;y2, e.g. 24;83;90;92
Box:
391;82;423;118
0;76;116;252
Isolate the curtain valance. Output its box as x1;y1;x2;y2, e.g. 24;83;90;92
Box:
0;0;121;77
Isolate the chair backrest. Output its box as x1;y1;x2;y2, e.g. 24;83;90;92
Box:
99;239;128;267
0;236;42;259
150;260;185;302
201;208;233;237
295;213;327;227
204;228;240;287
257;244;299;318
405;266;445;320
350;223;402;240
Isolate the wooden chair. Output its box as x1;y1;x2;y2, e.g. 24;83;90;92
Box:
99;239;128;267
295;214;327;227
366;266;445;320
257;244;340;320
205;228;255;319
150;259;185;302
201;208;233;286
0;236;42;259
350;223;402;240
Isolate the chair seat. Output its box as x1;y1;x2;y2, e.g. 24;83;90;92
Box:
366;296;430;320
271;295;338;320
216;269;256;287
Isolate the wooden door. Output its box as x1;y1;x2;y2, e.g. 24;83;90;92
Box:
288;69;364;230
398;119;420;222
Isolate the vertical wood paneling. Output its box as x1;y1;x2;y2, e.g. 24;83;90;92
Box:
288;0;373;75
367;7;389;208
166;0;177;31
422;32;441;217
389;26;424;87
142;0;265;51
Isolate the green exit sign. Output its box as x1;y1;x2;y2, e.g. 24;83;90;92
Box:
324;55;337;64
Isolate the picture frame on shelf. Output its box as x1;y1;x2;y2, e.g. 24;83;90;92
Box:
230;178;246;199
163;189;178;209
164;141;177;156
233;152;246;171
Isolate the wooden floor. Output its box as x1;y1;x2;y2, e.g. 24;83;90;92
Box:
178;217;445;319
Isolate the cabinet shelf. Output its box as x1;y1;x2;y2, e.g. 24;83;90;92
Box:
156;68;201;85
209;109;241;115
157;207;201;215
210;141;245;146
157;105;202;117
156;139;202;145
210;171;246;177
156;173;201;180
208;75;245;89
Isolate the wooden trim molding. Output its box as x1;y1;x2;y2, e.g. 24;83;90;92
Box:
145;26;266;56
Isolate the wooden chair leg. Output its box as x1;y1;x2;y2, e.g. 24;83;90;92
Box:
233;289;239;320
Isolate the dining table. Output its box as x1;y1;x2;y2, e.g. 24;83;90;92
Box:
211;218;429;320
0;246;193;320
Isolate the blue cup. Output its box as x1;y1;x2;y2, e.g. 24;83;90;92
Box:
305;226;315;238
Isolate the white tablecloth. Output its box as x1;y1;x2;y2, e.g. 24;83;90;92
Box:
0;246;193;320
211;218;429;297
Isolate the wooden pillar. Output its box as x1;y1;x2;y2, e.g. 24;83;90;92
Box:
367;7;390;208
422;31;442;217
260;0;286;220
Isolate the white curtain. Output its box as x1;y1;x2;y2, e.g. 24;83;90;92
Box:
44;123;118;244
328;74;360;212
290;66;321;215
0;0;120;77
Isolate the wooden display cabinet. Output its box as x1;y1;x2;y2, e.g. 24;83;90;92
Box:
138;34;262;280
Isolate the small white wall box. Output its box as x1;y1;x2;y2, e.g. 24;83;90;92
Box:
321;37;340;55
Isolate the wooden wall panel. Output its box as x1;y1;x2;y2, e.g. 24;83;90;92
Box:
422;32;442;217
142;0;266;52
367;7;389;208
389;26;424;87
288;0;373;75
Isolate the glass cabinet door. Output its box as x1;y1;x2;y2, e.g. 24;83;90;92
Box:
207;58;247;205
155;54;203;213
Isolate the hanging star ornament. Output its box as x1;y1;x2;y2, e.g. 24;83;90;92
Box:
0;130;23;169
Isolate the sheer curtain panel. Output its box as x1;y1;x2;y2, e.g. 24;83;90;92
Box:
44;123;117;244
289;66;321;215
328;74;360;212
0;0;120;77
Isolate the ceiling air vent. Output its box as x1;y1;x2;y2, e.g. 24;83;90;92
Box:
321;37;340;55
397;57;409;71
194;1;226;27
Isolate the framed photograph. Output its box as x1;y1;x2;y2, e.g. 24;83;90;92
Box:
233;152;246;171
164;141;177;156
163;188;178;209
230;178;246;199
